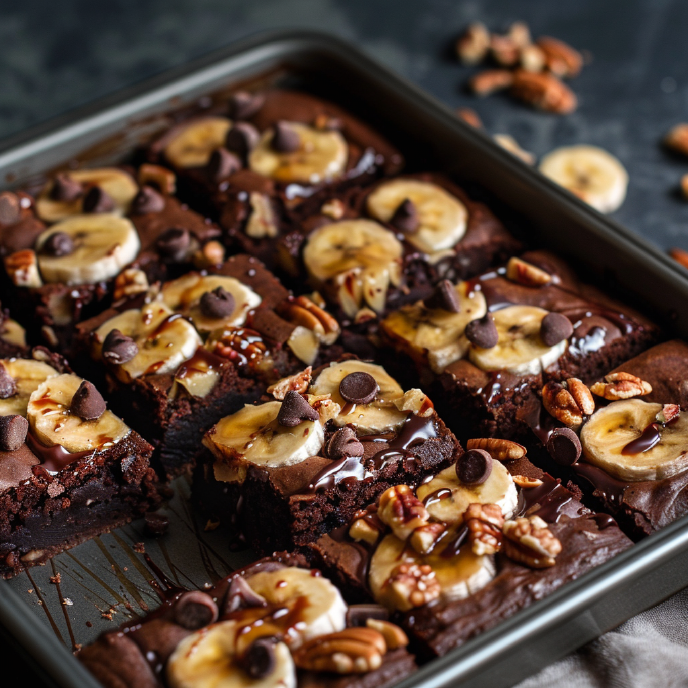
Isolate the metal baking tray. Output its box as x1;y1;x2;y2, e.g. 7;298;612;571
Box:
2;29;688;688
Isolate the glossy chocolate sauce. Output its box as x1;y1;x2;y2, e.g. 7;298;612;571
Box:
621;423;661;455
175;346;227;379
573;462;629;507
516;475;573;522
25;432;95;474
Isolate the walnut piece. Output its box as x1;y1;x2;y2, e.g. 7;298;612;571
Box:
506;256;552;286
465;503;504;556
377;485;429;541
503;515;562;568
267;367;312;400
113;268;149;302
542;378;594;428
590;372;652;400
466;437;526;461
384;563;440;612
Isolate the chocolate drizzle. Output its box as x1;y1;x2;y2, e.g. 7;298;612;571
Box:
516;474;573;523
621;423;661;455
175;347;227;379
573;462;629;507
305;456;370;494
25;432;95;474
364;414;438;472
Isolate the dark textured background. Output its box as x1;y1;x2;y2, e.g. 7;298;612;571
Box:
2;0;687;685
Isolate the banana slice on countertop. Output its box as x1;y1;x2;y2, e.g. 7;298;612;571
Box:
204;401;325;481
161;273;262;332
164;117;233;169
580;399;688;482
27;373;130;453
302;220;403;316
93;302;202;382
0;358;60;417
381;283;487;373
366;179;468;253
35;215;141;285
36;167;139;223
249;122;348;184
416;462;518;524
539;145;629;214
309;359;408;435
167;620;296;688
469;305;567;376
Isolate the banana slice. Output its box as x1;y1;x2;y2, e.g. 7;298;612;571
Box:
36;167;139;223
35;216;141;285
27;373;129;453
164;117;233;169
366;179;468;253
539;145;629;214
309;360;407;435
1;319;26;348
302;220;403;317
469;305;567;376
161;273;262;332
167;620;296;688
0;359;60;417
93;302;202;381
249;123;348;184
381;283;487;373
204;401;325;482
581;399;688;481
416;463;518;524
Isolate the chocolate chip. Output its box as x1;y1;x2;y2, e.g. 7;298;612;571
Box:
131;186;165;214
42;231;75;257
144;512;169;537
546;428;581;466
0;363;17;399
0;415;28;452
540;312;574;347
50;174;83;202
173;591;219;630
456;448;493;486
82;186;115;213
240;637;277;679
271;121;300;153
339;372;379;405
346;604;390;627
70;381;106;421
327;426;364;459
225;122;260;158
206;147;241;182
102;329;139;365
224;575;268;614
465;313;499;349
156;227;191;261
199;286;236;319
424;279;461;313
228;91;265;120
277;390;319;427
390;198;419;233
0;192;21;226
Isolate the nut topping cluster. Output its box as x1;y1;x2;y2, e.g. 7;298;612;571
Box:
542;377;595;428
590;372;652;400
377;485;430;541
465;503;504;556
384;563;441;611
503;515;562;569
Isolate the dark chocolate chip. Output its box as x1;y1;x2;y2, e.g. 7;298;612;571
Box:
0;192;21;226
144;512;169;537
339;372;379;405
102;329;139;365
173;591;219;630
540;312;574;347
131;186;165;214
224;575;268;614
424;279;461;313
199;286;236;319
156;227;191;261
277;390;319;427
0;363;17;399
70;380;106;421
206;147;241;182
0;415;28;452
50;174;83;202
228;91;265;120
42;231;75;257
225;122;260;158
240;637;277;680
390;198;419;233
456;448;493;486
346;604;390;627
546;427;582;466
82;186;115;213
271;121;300;153
327;426;364;459
465;313;499;349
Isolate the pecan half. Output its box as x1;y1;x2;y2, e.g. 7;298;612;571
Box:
113;268;149;302
5;250;42;288
506;256;552;286
280;295;340;346
455;22;490;64
469;69;514;97
566;378;596;415
511;70;577;114
377;485;429;541
542;378;594;427
503;515;562;568
489;33;520;66
267;367;312;400
384;563;440;611
665;124;688;157
590;372;652;400
466;438;526;461
536;36;583;78
465;503;504;556
366;619;409;650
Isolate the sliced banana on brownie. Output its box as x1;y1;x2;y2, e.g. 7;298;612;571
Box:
366;179;468;253
309;359;408;435
0;319;26;349
580;399;688;481
249;122;348;184
163;117;233;168
302;220;403;316
35;215;141;285
468;305;567;376
0;358;60;417
36;167;139;223
27;373;129;453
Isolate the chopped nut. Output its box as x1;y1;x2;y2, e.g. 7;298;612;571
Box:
365;619;409;650
456;108;483;128
193;240;225;269
665;124;688;157
280;295;341;346
384;563;440;611
536;36;583;78
590;372;652;400
506;256;552;286
349;517;382;546
520;44;546;72
511;70;577;114
469;69;514;97
212;327;268;366
669;247;688;269
455;22;491;64
493;134;536;165
113;268;149;302
292;628;386;674
512;475;543;488
5;250;42;288
681;175;688;200
137;163;176;194
409;522;446;554
393;388;434;417
465;503;504;556
657;403;680;424
245;192;278;239
466;438;526;461
377;485;429;541
490;33;520;67
307;394;341;423
542;379;593;428
321;199;345;220
503;515;562;568
267;367;313;400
